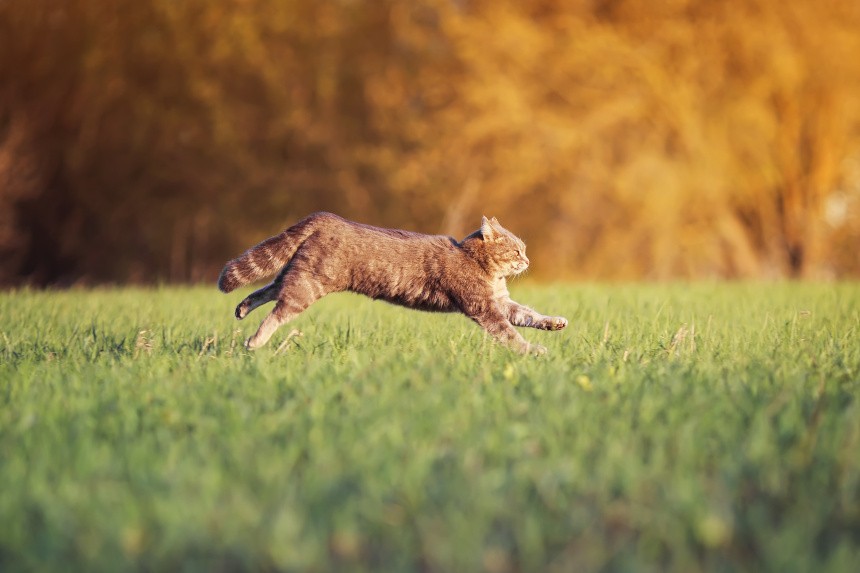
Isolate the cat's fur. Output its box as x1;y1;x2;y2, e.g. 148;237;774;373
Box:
218;212;567;354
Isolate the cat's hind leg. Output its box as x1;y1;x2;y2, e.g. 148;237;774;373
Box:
245;271;328;350
235;281;280;320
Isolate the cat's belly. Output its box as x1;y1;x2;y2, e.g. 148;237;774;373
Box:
346;264;458;312
375;290;457;313
389;296;457;313
350;281;456;312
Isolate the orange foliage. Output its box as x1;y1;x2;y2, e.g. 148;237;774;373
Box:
1;0;859;284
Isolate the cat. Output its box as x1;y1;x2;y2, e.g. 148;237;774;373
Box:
218;212;567;354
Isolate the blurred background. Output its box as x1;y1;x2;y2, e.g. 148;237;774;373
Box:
2;0;859;287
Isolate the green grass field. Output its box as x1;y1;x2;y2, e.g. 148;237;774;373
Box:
1;283;859;572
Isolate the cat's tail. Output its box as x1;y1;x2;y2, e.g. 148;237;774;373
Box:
218;219;315;293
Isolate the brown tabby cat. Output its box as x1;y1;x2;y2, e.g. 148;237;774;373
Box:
218;212;567;354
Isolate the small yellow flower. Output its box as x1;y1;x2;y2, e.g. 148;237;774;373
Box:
576;375;593;392
697;514;731;548
121;525;145;556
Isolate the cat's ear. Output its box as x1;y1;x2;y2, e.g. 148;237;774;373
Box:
480;216;496;240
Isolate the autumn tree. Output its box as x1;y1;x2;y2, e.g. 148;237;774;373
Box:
2;0;858;285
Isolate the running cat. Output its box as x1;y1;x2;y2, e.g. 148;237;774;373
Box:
218;212;567;354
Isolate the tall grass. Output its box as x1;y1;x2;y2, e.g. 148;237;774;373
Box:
1;284;858;572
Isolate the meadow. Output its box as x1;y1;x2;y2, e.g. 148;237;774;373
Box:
1;283;858;572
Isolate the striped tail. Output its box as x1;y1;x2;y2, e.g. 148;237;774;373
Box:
218;230;304;293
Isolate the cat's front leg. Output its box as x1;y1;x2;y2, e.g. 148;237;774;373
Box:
505;300;568;331
467;303;546;355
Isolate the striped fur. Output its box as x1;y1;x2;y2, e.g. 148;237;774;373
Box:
218;212;568;354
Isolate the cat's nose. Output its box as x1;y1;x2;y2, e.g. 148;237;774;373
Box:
523;257;529;267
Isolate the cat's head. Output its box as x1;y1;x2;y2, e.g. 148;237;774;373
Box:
465;216;529;277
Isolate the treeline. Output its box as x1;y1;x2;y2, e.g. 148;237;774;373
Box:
2;0;859;285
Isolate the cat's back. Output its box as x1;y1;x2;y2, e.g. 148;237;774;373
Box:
303;213;477;286
304;212;462;259
305;212;435;243
283;212;505;312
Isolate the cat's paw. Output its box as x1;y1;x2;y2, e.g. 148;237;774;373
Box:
541;316;567;330
529;343;548;356
235;301;250;320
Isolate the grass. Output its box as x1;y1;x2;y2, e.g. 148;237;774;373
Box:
1;283;859;572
